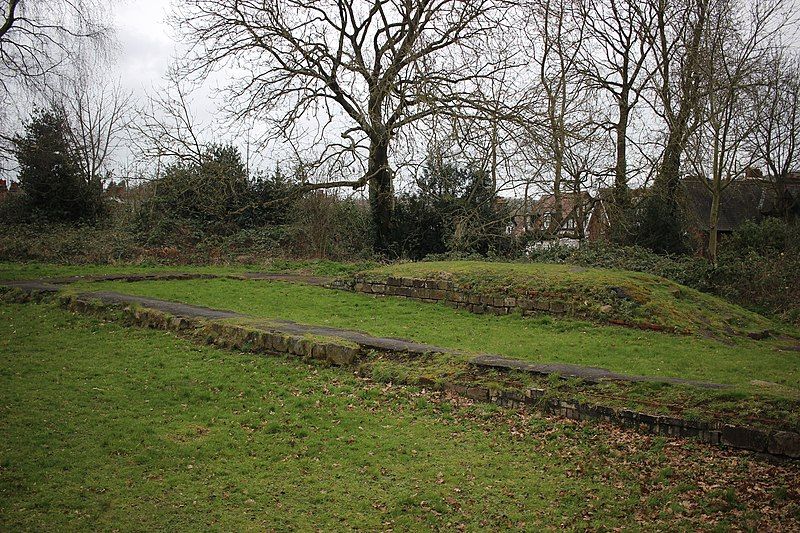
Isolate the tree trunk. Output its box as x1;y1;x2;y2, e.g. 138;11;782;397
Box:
613;99;630;206
610;97;630;242
708;177;721;266
657;133;683;198
367;137;394;253
552;151;563;235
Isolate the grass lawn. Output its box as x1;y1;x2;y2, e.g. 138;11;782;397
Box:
1;302;798;530
71;277;800;396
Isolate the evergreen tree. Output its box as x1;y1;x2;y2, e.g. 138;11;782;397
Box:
13;109;103;222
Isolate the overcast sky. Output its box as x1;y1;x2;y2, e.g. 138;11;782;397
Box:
113;0;174;99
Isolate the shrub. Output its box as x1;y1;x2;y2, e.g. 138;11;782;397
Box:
525;241;712;289
711;218;800;323
0;223;139;264
390;163;515;259
630;192;689;255
136;144;252;235
288;193;373;259
133;145;302;247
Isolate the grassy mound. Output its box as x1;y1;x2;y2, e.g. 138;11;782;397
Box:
358;261;791;339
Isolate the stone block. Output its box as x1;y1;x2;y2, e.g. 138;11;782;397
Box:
768;431;800;458
271;333;290;353
326;344;360;366
289;337;305;356
503;296;517;307
516;298;534;310
525;388;546;400
437;280;451;290
534;299;550;311
402;277;415;287
413;278;427;288
698;430;722;445
168;316;191;331
448;291;465;303
256;332;274;352
387;276;402;286
371;283;386;294
429;289;447;300
311;343;327;359
549;300;568;313
721;425;769;452
468;293;482;305
465;387;489;401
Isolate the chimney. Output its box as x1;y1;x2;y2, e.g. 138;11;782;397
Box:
744;167;763;179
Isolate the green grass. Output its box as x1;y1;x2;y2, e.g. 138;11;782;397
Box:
2;302;799;530
0;259;373;281
360;261;790;337
71;278;800;395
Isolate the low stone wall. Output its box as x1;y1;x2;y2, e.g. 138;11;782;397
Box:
331;276;573;317
449;385;799;458
331;276;686;333
14;290;362;367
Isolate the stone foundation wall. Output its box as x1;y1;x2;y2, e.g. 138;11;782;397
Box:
451;385;799;457
2;285;798;459
331;276;574;317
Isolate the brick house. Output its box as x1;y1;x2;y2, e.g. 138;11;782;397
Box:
507;191;597;243
0;179;20;202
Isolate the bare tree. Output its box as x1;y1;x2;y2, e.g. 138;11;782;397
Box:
60;76;133;186
748;50;800;220
0;0;111;94
579;0;655;234
648;0;709;196
174;0;512;251
523;0;596;236
131;72;208;171
0;0;111;178
685;0;788;264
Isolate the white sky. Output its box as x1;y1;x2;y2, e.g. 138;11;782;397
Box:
112;0;174;101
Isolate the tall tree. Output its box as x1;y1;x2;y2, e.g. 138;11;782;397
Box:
579;0;654;239
0;0;110;98
524;0;590;235
1;0;111;176
748;50;800;220
685;0;787;264
12;107;102;221
61;76;133;186
175;0;511;252
633;0;710;252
